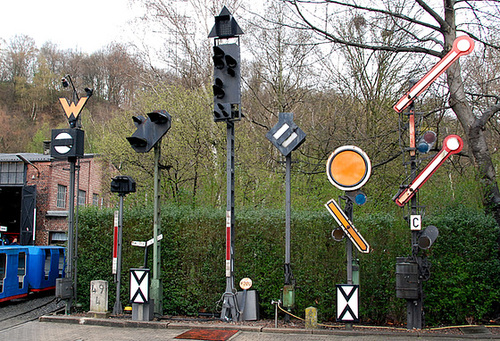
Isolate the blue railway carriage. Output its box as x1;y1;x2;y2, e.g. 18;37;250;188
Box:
0;246;65;302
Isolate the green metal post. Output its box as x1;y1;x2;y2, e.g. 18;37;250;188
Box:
151;143;163;316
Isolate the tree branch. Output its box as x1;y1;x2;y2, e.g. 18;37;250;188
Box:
323;0;442;32
477;102;500;128
415;0;449;31
286;0;443;57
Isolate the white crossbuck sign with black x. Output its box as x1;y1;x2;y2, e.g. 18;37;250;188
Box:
336;284;359;323
130;269;150;304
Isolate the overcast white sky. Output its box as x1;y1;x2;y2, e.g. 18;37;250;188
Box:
0;0;138;53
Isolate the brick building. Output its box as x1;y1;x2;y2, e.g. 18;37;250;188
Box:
0;153;108;246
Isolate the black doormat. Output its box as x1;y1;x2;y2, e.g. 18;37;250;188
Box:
175;328;239;341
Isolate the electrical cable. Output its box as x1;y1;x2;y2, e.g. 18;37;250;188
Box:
429;324;500;331
274;303;493;331
277;303;304;321
275;302;500;332
276;303;346;329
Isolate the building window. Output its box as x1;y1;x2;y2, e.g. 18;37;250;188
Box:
92;193;99;207
0;162;24;185
78;190;86;206
49;231;67;246
56;185;67;208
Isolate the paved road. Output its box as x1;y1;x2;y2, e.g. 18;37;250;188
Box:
1;317;499;341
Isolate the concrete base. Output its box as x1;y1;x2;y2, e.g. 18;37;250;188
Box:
87;311;110;319
132;300;154;321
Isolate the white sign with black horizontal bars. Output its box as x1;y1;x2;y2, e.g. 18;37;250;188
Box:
130;268;150;304
336;284;359;323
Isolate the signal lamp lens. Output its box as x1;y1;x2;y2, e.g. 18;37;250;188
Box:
446;137;460;151
417;131;436;154
355;193;367;205
417;142;430;153
331;227;345;241
423;131;437;143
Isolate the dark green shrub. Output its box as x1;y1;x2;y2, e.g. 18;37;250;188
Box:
74;204;500;326
424;205;500;325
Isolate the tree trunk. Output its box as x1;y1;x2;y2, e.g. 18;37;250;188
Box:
443;0;500;238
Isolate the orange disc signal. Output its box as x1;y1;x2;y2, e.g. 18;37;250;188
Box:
326;146;371;191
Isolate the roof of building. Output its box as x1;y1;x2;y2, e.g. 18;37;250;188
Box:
0;153;95;163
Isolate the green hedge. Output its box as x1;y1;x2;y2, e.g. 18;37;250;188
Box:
425;205;500;325
75;204;500;326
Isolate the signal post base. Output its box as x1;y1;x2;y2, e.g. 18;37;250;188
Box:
220;291;239;322
150;279;163;317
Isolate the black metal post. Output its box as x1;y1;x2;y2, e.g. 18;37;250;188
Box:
65;156;76;314
406;99;424;330
74;160;80;307
151;143;163;316
344;198;354;330
345;198;354;286
221;121;239;322
284;154;292;282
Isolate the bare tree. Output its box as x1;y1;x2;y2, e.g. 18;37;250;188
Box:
131;0;243;89
81;44;143;106
284;0;500;229
0;35;37;83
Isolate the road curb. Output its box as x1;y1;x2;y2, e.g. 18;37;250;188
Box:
39;315;500;339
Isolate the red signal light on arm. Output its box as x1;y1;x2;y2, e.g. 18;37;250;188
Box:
393;36;475;113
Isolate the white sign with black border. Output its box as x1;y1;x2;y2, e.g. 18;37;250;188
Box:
130;268;150;304
410;215;421;231
336;284;359;323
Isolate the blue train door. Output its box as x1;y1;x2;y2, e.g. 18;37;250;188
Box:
0;253;5;293
20;185;36;245
18;251;26;289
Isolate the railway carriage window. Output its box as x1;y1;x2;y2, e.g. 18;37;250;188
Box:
44;249;51;280
18;252;26;289
0;253;5;293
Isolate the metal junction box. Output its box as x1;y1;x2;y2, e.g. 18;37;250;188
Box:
55;278;73;299
236;290;259;321
395;257;420;299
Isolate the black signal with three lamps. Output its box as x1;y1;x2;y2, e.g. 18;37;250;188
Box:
209;6;246;323
209;6;243;122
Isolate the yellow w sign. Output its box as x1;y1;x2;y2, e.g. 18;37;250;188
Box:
59;97;89;121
